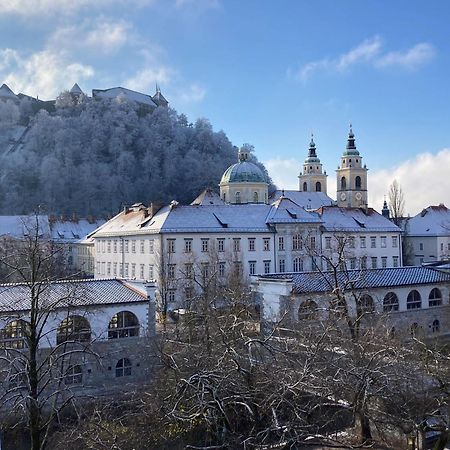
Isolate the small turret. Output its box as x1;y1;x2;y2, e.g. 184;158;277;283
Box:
382;198;390;219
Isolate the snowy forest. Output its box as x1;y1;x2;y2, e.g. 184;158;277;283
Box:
0;93;272;217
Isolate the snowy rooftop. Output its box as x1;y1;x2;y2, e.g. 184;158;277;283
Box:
0;278;147;313
0;83;17;100
266;197;322;224
317;206;400;233
407;204;450;236
50;218;106;242
270;190;335;210
190;189;225;206
257;266;450;294
92;87;157;107
0;215;50;238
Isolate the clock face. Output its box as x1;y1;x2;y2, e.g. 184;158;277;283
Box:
340;192;346;201
355;192;362;201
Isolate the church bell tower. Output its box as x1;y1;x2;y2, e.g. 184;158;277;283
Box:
298;135;328;194
336;125;368;208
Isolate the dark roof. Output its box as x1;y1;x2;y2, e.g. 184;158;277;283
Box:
0;278;147;313
258;266;450;294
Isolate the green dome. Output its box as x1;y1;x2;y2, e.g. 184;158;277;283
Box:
220;161;267;184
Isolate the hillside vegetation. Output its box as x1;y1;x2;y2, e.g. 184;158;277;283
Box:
0;95;271;217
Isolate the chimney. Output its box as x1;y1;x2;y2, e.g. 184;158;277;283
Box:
72;212;78;223
148;202;162;218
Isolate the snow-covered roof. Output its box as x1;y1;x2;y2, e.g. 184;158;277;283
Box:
267;197;322;224
190;189;225;206
0;278;147;313
70;83;84;95
407;204;450;236
317;206;400;233
257;266;450;294
92;87;157;107
50;218;106;242
0;83;17;101
0;215;50;238
270;190;335;210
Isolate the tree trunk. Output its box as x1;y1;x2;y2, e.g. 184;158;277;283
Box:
358;411;372;444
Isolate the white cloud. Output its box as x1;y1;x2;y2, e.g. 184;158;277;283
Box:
369;149;450;215
264;158;300;190
375;43;435;69
0;48;94;99
295;37;435;81
124;67;172;93
176;83;206;104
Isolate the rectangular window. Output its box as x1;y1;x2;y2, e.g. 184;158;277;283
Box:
360;236;366;248
140;240;145;254
292;234;302;251
185;263;193;279
218;261;226;277
140;264;145;279
325;236;331;249
263;238;270;251
393;256;399;267
124;240;129;253
119;240;123;253
419;242;424;251
119;263;123;277
233;238;241;252
184;239;192;253
185;287;194;300
264;260;270;274
107;262;111;275
370;237;376;248
279;259;285;272
131;263;136;278
149;239;154;254
350;258;356;269
201;239;209;252
217;238;225;252
392;236;398;248
96;261;100;275
113;262;117;276
234;261;242;276
167;239;176;253
381;236;387;248
371;257;377;269
101;241;105;253
148;264;154;280
381;256;387;268
107;240;111;253
168;264;176;279
440;242;444;251
101;262;106;275
348;236;355;249
131;240;136;253
249;261;256;275
326;260;333;271
113;240;117;253
310;236;316;250
124;263;129;277
168;289;176;304
201;263;209;279
278;236;284;251
360;257;367;270
248;238;255;251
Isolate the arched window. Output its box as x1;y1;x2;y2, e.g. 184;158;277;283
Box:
253;192;258;203
428;288;442;307
341;176;346;189
108;311;139;339
222;193;226;202
292;234;302;251
410;322;420;337
298;300;318;320
355;176;361;189
235;191;241;204
315;181;321;192
383;292;399;312
116;358;132;377
0;320;29;349
293;257;303;272
357;294;375;314
57;316;91;345
431;319;440;333
64;365;83;385
407;290;421;309
302;182;307;192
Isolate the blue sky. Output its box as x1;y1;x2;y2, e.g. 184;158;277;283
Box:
0;0;449;213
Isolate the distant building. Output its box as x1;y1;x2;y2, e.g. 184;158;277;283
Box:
403;204;450;265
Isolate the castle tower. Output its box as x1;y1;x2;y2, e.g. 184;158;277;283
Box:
298;135;328;194
382;198;390;219
336;125;368;208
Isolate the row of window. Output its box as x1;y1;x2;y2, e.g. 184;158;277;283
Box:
97;261;155;279
0;311;140;349
324;255;399;270
325;235;398;250
96;239;155;255
223;191;268;204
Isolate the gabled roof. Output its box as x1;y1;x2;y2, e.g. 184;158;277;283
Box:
70;83;83;95
270;190;334;210
317;206;400;233
258;266;450;294
190;189;225;206
0;278;147;313
92;87;157;107
266;197;321;224
407;204;450;236
50;218;106;242
0;215;50;238
0;83;17;100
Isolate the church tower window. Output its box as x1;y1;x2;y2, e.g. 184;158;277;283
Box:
315;181;321;192
341;177;346;189
303;182;307;192
355;176;361;189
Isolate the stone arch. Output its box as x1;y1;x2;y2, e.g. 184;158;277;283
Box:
302;182;307;192
355;176;361;189
315;181;322;192
298;300;318;320
116;358;132;377
383;292;399;312
431;319;440;333
428;288;442;307
57;315;91;345
407;290;421;309
341;176;346;189
0;320;29;349
357;294;375;314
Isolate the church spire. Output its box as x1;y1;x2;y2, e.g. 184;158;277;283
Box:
308;134;317;158
344;123;359;155
382;197;390;219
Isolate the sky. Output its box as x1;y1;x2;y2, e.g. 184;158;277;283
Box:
0;0;449;215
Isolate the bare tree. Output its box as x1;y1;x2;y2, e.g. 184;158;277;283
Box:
389;179;405;226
